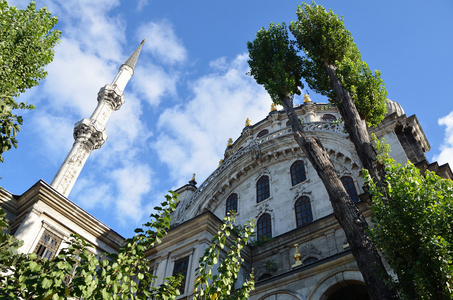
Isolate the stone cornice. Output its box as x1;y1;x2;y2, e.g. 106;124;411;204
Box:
12;180;124;250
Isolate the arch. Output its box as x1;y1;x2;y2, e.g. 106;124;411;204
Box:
323;281;369;300
225;193;238;215
309;269;365;300
257;129;269;138
321;114;337;122
295;196;313;227
290;160;306;186
340;176;359;203
257;213;272;241
256;175;270;203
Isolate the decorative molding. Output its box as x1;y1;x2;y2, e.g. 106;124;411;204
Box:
97;84;125;111
73;118;107;151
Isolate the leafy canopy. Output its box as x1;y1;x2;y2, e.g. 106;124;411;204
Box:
366;140;453;299
247;22;304;104
0;1;60;161
290;2;387;126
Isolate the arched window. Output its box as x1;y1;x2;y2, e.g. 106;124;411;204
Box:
290;160;306;186
341;176;359;203
257;129;269;138
295;196;313;227
321;114;336;122
303;256;318;265
256;176;270;203
225;193;238;215
257;213;272;240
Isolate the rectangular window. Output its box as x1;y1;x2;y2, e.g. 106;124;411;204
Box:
34;229;62;260
172;256;189;294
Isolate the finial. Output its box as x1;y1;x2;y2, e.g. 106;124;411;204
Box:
227;138;233;147
292;244;303;268
218;159;223;167
245;118;251;127
189;173;197;186
303;94;312;103
270;103;277;112
123;39;146;71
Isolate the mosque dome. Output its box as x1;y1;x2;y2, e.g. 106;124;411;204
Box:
386;99;405;117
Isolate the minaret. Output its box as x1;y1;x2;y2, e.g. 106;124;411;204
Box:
51;40;145;197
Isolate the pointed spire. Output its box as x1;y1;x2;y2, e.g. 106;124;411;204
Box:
123;39;145;71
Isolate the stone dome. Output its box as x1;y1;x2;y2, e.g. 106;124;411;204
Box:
386;99;405;117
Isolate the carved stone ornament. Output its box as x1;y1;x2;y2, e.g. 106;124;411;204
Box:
249;140;260;159
97;84;125;111
300;244;322;259
73;118;107;151
255;202;273;219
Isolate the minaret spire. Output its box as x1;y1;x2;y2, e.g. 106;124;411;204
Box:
51;40;145;197
123;39;145;71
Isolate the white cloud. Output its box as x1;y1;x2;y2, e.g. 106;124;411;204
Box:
434;111;453;166
111;163;153;224
136;0;149;11
153;54;271;187
31;113;74;164
137;20;187;65
132;63;179;107
47;0;125;63
41;38;116;117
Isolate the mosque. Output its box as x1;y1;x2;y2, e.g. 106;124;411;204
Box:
1;41;451;299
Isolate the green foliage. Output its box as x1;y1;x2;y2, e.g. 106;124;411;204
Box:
194;213;255;300
247;22;304;104
365;148;453;299
0;192;182;299
0;208;23;267
0;192;255;299
0;0;60;161
290;2;387;126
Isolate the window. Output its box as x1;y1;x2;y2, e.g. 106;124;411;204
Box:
256;175;270;203
172;256;190;294
321;114;336;122
295;196;313;227
257;129;269;138
341;176;359;203
257;213;272;241
303;257;318;265
226;193;238;215
34;229;62;260
290;160;306;186
286;120;291;127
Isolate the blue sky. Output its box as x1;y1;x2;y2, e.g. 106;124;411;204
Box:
3;0;453;237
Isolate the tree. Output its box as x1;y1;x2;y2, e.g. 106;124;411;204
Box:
0;192;255;299
290;2;387;189
366;140;453;299
247;22;397;300
0;0;61;162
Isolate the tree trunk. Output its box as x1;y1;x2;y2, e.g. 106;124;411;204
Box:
280;96;397;299
324;63;386;191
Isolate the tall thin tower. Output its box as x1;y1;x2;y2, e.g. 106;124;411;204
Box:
51;40;145;197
